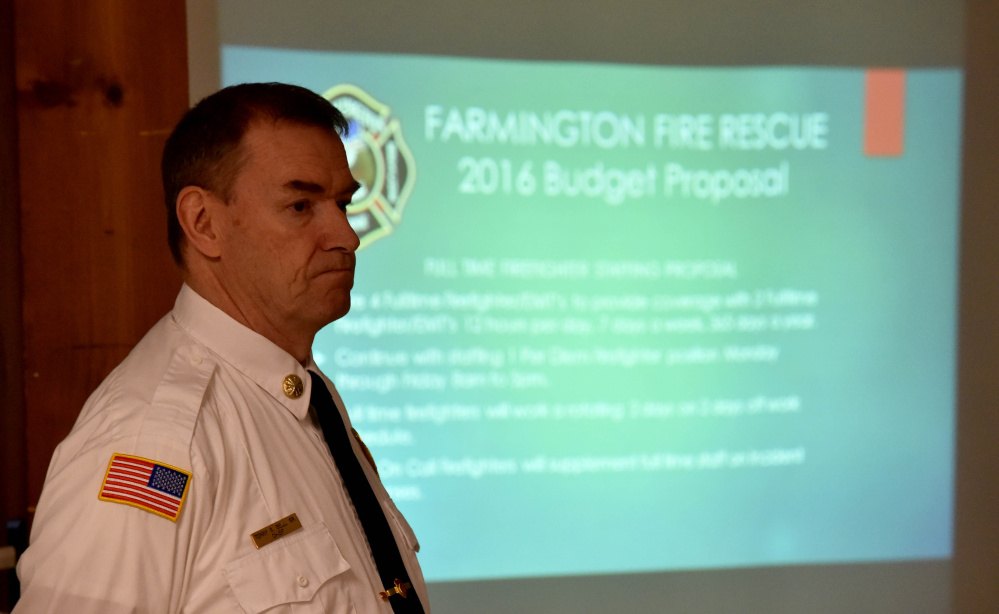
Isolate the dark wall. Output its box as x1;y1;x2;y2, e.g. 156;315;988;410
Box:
0;2;25;608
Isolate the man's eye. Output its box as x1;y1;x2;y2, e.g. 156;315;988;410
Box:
291;201;309;213
337;200;352;211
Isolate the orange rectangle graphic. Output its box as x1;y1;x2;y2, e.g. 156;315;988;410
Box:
864;69;906;157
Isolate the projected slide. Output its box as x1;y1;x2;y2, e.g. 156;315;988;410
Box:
223;47;961;582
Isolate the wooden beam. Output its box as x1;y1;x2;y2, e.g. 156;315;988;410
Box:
15;0;188;508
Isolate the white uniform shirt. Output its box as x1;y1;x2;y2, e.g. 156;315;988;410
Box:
15;284;428;614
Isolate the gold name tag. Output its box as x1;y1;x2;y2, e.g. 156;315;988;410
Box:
251;513;303;549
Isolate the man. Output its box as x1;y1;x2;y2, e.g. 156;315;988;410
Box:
14;83;428;613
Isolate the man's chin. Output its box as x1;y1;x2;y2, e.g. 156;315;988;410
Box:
329;302;351;322
319;297;352;325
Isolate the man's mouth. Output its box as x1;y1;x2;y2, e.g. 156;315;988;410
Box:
317;253;356;274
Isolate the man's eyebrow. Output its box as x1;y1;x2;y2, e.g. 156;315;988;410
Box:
282;179;362;198
282;179;324;194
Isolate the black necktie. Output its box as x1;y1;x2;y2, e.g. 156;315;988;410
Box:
309;372;425;614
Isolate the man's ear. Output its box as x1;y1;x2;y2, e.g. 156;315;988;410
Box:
176;186;223;259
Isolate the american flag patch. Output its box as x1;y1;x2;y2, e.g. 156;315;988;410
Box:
98;453;192;522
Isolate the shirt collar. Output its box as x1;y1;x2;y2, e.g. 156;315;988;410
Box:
170;284;315;420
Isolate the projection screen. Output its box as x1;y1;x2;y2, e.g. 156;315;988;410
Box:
191;1;964;611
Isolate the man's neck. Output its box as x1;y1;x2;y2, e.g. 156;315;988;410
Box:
183;272;313;366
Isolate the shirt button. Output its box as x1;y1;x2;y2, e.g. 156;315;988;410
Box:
297;575;309;588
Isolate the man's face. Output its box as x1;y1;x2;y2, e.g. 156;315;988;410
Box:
214;119;360;340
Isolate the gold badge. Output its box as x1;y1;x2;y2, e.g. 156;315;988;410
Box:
283;374;304;399
250;513;303;549
379;579;413;600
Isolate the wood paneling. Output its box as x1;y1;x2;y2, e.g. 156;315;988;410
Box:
15;0;188;509
953;1;999;612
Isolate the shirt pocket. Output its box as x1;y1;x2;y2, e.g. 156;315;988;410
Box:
223;522;357;614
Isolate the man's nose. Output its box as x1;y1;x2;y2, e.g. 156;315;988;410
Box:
322;205;361;252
